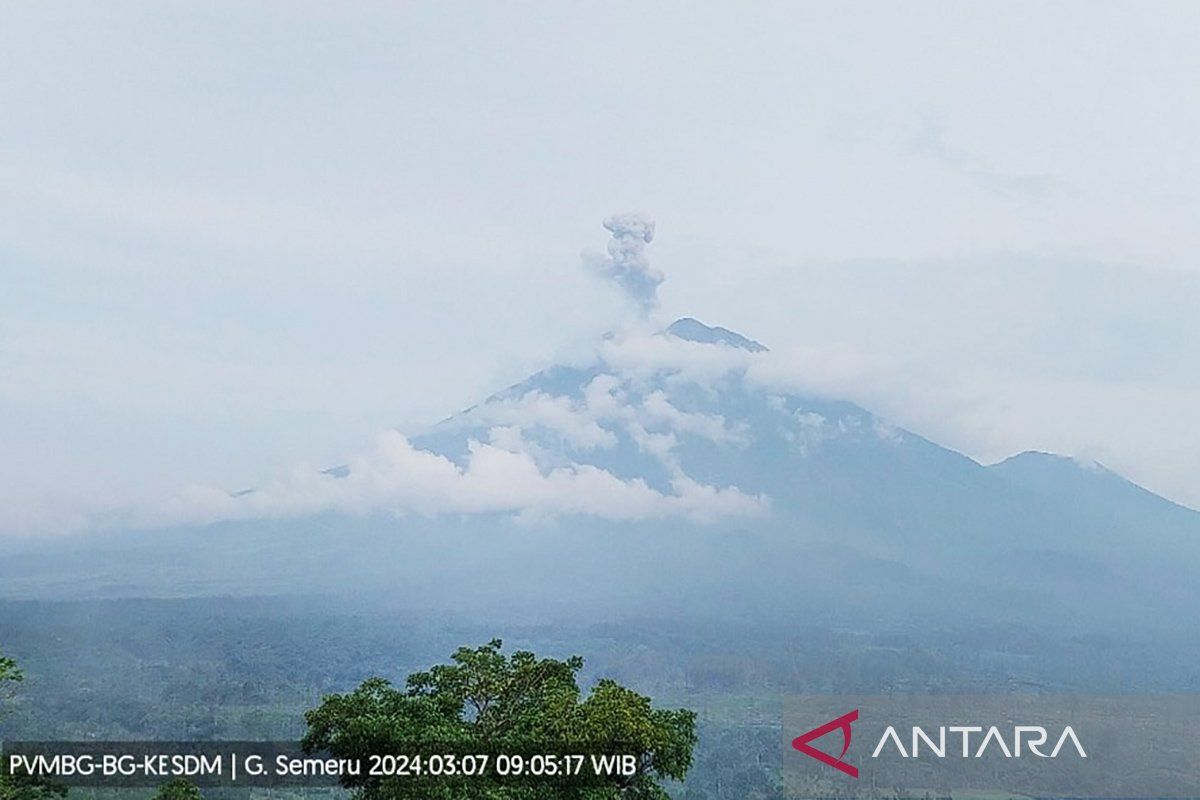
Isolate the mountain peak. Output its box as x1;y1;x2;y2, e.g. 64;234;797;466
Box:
995;450;1109;475
991;449;1200;519
665;318;768;352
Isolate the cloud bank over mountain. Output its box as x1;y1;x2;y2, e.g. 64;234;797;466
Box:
153;428;766;527
138;311;917;530
138;221;778;529
146;350;779;528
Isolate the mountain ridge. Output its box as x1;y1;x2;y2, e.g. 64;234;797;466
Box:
665;317;769;352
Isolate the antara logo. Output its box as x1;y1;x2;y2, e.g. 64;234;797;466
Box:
872;724;1087;759
792;709;860;778
793;709;1087;779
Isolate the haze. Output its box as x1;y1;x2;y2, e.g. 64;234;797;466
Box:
3;1;1199;533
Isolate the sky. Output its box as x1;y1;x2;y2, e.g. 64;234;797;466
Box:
2;1;1200;533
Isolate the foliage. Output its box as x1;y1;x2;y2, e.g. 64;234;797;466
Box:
151;778;203;800
303;639;697;799
0;767;66;800
4;598;1197;797
0;651;21;703
0;650;64;800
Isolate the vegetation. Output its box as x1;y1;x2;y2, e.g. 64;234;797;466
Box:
2;597;1198;798
0;650;21;702
150;779;203;800
303;639;697;799
0;649;64;800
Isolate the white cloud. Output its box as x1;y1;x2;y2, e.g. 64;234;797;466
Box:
640;390;747;446
145;430;767;528
597;327;760;386
460;390;618;450
132;342;776;530
452;369;750;460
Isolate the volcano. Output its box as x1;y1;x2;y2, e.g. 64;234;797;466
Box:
4;316;1198;635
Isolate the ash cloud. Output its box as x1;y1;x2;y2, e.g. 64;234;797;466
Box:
581;212;663;314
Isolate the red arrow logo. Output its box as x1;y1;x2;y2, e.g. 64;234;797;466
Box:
792;708;859;778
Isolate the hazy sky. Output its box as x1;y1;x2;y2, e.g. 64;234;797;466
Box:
3;1;1200;533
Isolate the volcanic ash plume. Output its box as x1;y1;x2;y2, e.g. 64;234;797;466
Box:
582;212;664;314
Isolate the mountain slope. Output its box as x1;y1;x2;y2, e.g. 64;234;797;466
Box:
990;451;1200;558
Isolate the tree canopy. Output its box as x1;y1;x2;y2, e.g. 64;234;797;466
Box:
0;651;21;697
303;639;696;799
151;778;203;800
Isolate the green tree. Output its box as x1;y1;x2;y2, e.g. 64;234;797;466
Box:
151;778;203;800
0;651;21;702
303;639;696;799
0;650;65;800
